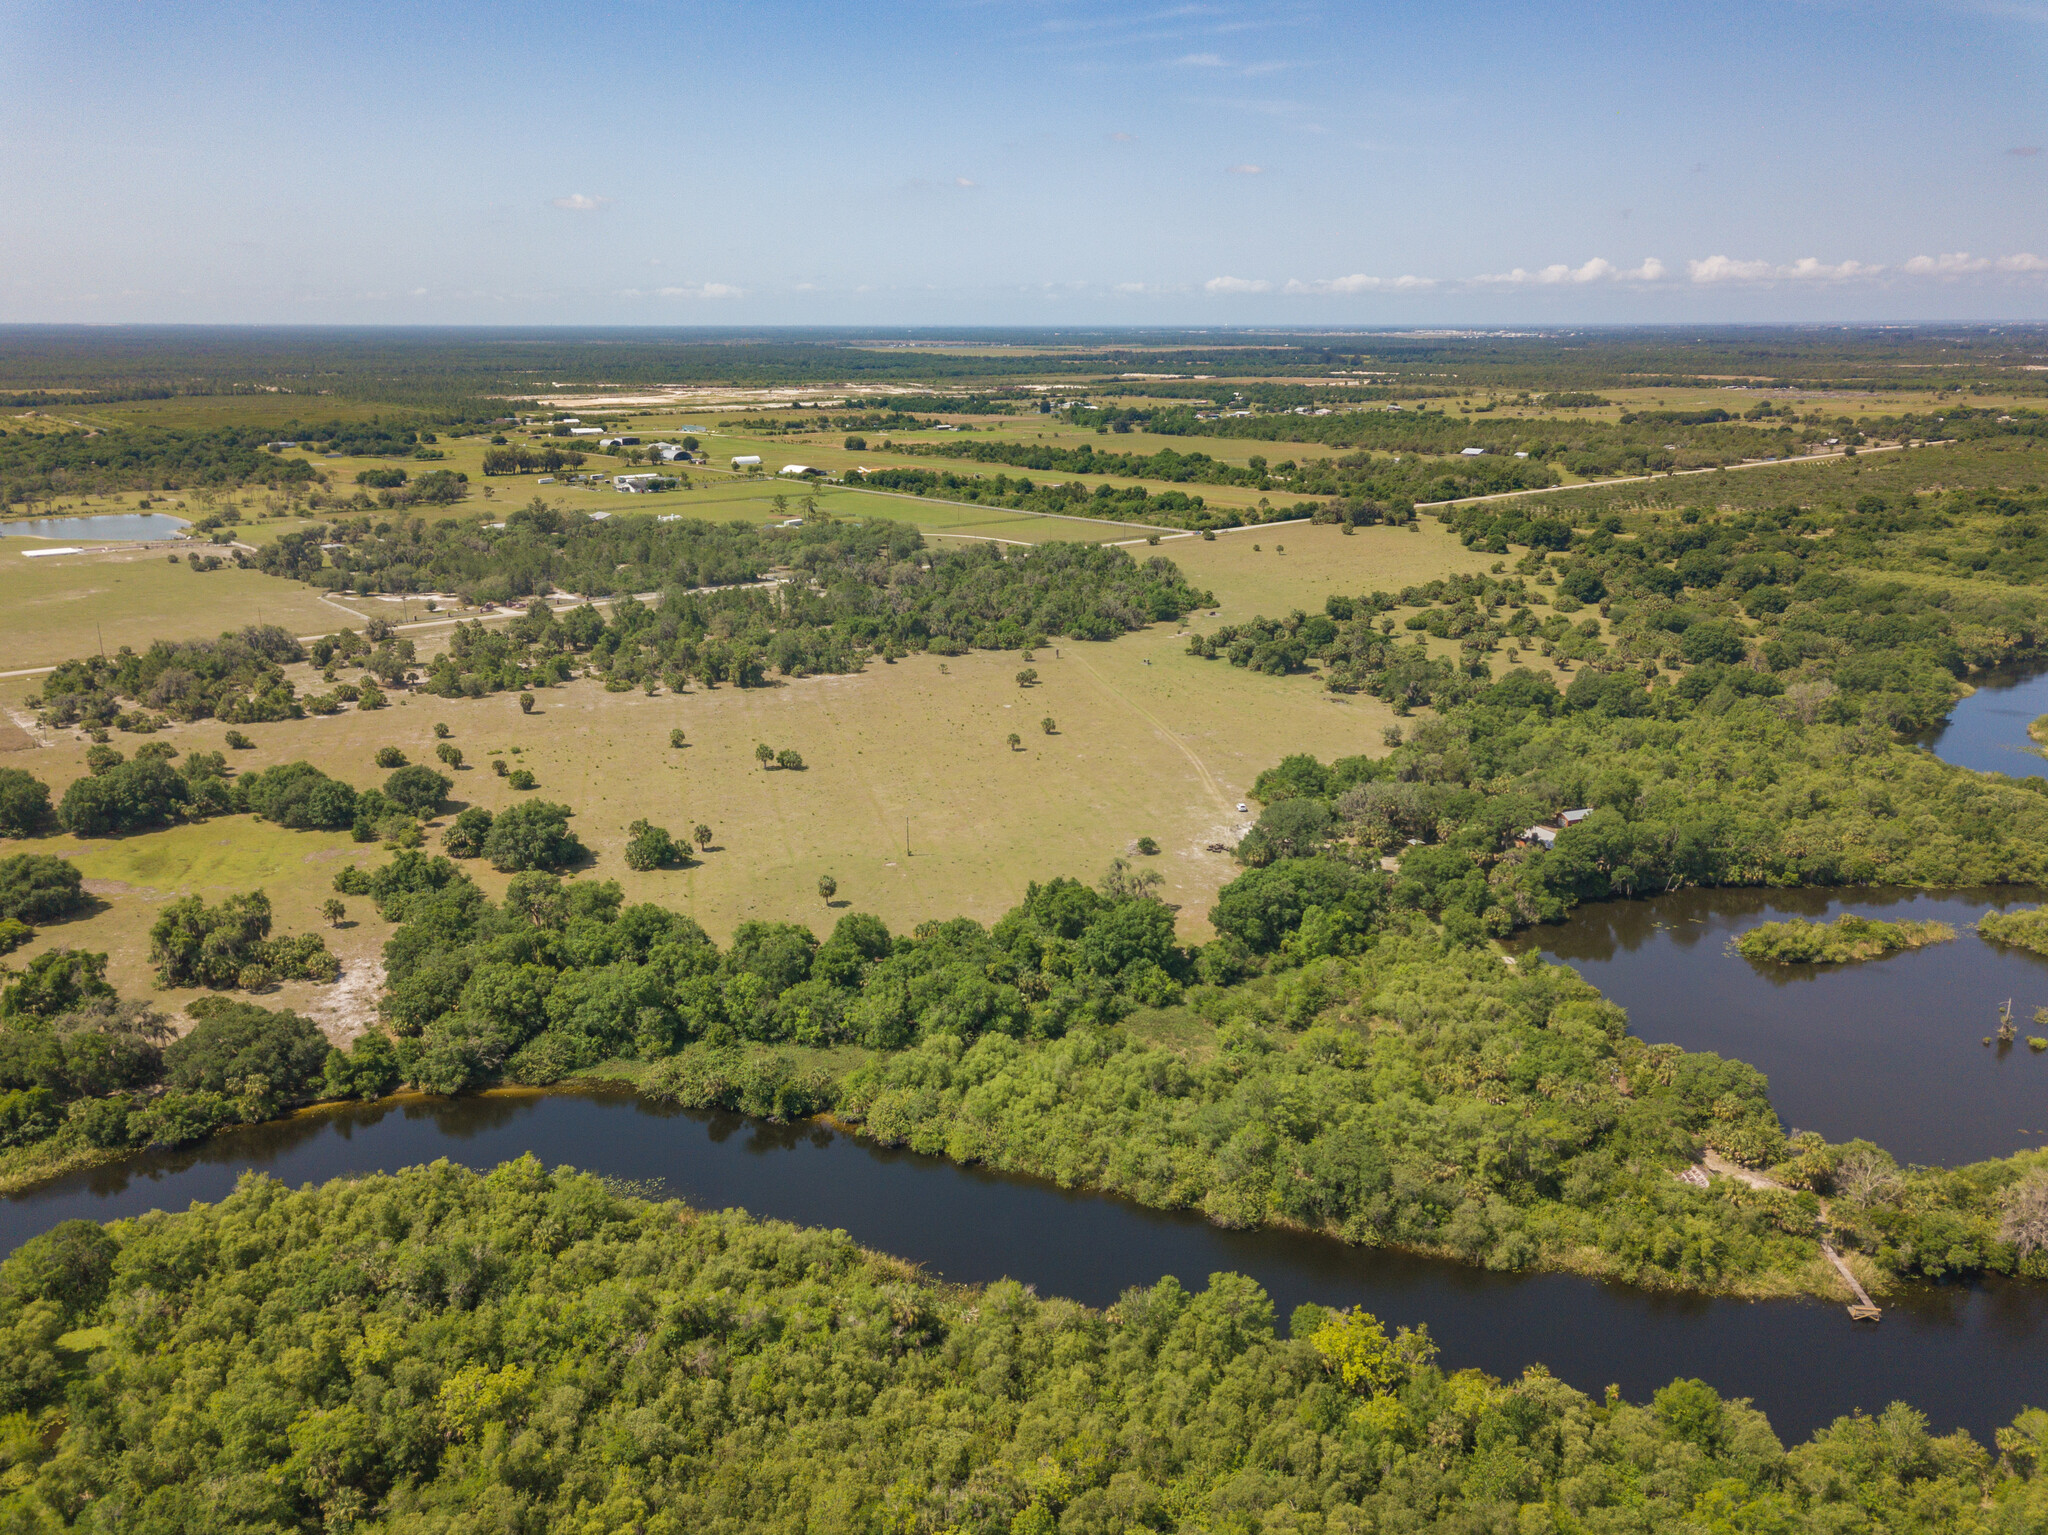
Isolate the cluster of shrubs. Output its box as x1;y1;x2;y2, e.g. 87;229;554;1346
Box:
0;949;391;1159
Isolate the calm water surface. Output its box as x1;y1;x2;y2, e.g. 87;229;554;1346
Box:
1;512;190;541
1515;886;2048;1166
1921;664;2048;779
3;1088;2043;1445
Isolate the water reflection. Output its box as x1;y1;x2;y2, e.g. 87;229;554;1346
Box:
1919;663;2048;779
0;513;191;541
1516;886;2048;1164
5;1087;2045;1446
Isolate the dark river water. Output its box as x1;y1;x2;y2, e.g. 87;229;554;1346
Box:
1515;886;2048;1167
7;675;2048;1448
1919;663;2048;779
3;1087;2044;1446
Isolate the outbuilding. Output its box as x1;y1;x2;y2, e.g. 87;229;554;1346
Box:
731;454;763;469
613;473;663;493
778;464;823;478
1459;446;1486;456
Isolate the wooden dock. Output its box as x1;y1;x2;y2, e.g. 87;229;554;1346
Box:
1823;1242;1882;1322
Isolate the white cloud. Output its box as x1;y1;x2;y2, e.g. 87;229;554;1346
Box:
1204;275;1272;294
1174;52;1226;66
1907;251;1991;275
1284;273;1436;294
1620;257;1666;281
550;193;611;212
1687;255;1880;283
1916;251;2048;275
1225;163;1264;175
1474;257;1619;286
657;283;744;299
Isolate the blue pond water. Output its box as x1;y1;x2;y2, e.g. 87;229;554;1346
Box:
1;513;190;541
1921;664;2048;779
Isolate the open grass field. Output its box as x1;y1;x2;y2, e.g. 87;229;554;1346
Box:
0;539;351;672
0;517;1505;1041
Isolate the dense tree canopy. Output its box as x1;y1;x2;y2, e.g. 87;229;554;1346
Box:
0;1162;2042;1533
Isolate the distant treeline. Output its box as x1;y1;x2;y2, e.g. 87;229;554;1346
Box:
30;521;1215;727
6;326;2041;408
0;417;502;504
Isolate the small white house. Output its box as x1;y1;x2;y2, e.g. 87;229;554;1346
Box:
1522;826;1558;850
613;473;663;493
731;454;763;469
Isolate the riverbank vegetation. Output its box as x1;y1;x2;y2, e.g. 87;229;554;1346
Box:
1734;915;1956;965
1976;907;2048;956
1;1161;2043;1534
24;830;2046;1296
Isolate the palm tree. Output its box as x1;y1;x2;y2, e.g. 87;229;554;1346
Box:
818;874;837;904
694;824;713;850
1006;732;1021;751
755;743;775;769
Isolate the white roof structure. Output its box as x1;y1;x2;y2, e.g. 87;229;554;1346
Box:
1559;808;1593;825
21;547;83;558
613;473;662;493
1459;446;1486;456
731;454;763;467
778;464;821;477
1524;826;1558;849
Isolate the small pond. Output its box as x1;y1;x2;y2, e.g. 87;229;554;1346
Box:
3;1088;2045;1445
1;513;190;542
1514;886;2048;1166
1920;663;2048;779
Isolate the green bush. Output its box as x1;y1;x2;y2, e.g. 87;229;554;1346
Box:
0;853;87;925
483;800;582;872
56;757;189;835
0;768;54;838
381;763;452;815
239;760;358;830
162;1001;330;1108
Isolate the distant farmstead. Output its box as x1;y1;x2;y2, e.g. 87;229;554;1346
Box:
612;473;664;493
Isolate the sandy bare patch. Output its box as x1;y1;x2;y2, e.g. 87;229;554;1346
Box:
305;956;385;1046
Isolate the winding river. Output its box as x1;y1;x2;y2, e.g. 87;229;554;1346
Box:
6;670;2048;1447
3;1087;2043;1446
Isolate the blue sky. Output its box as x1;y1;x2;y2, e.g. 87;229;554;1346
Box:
2;0;2043;324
